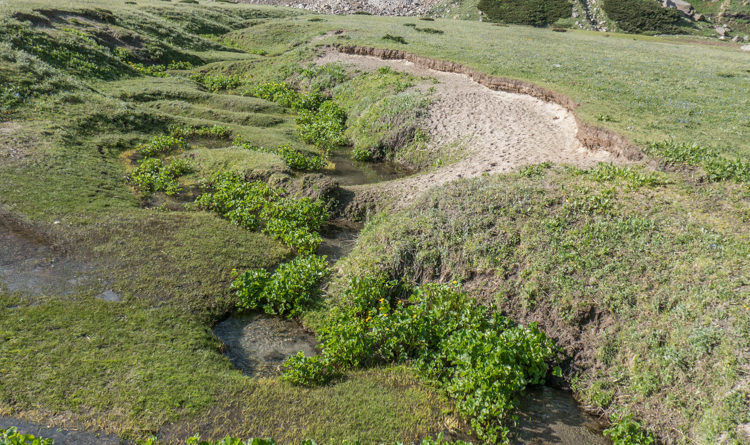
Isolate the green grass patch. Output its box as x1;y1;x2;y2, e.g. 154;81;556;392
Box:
338;166;750;443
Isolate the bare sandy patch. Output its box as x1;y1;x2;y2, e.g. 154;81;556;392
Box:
317;51;624;210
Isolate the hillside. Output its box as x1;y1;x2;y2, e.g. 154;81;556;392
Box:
0;1;749;445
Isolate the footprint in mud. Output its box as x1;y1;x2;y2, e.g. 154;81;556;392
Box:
213;313;318;377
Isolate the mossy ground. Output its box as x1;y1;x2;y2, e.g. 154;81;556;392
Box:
0;0;749;443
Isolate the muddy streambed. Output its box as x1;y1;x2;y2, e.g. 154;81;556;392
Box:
211;154;611;444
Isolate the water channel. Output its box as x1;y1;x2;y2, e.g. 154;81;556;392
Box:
1;150;609;444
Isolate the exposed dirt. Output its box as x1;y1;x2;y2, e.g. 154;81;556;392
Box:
0;417;126;445
318;49;631;214
0;216;96;297
239;0;441;16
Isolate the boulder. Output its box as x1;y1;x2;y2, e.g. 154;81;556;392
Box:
715;25;728;36
662;0;696;19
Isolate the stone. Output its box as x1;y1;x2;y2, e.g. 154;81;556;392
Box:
663;0;696;18
693;13;703;21
743;45;750;52
737;423;750;445
96;290;121;302
715;25;728;36
732;35;743;42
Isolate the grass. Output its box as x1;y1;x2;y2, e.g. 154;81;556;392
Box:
335;165;750;443
300;15;750;159
0;2;452;442
0;293;450;443
0;0;749;443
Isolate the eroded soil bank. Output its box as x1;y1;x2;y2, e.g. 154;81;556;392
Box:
317;49;631;213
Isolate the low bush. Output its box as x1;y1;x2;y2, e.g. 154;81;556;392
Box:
477;0;572;27
382;34;407;44
415;27;444;34
128;157;195;196
233;254;329;317
137;134;187;157
170;124;232;140
0;427;53;445
191;72;242;92
195;173;327;252
602;0;683;34
282;276;560;443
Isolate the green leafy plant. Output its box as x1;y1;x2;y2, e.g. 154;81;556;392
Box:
0;427;54;445
519;162;553;177
191;73;242;92
296;100;347;153
137;134;187;157
233;254;329;317
127;157;195;196
195;173;327;252
170;124;232;140
645;141;750;183
282;276;559;443
233;138;326;171
604;414;655;445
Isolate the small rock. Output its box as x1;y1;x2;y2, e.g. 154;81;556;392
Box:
662;0;696;19
737;423;750;444
732;35;743;42
715;25;727;36
693;13;703;21
96;290;121;302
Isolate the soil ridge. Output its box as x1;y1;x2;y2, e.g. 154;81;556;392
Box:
334;44;642;161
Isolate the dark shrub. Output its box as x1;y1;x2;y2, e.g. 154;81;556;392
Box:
477;0;571;27
602;0;683;33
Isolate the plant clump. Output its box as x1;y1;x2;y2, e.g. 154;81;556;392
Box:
127;157;195;196
281;276;560;444
195;172;327;253
233;137;326;171
246;82;347;154
602;0;683;34
232;254;329;317
137;134;187;157
477;0;572;27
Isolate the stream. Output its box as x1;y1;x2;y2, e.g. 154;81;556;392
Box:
214;152;611;444
1;152;609;444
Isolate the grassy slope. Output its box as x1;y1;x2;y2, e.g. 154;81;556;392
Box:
302;15;750;158
1;1;749;443
337;165;750;443
0;2;451;443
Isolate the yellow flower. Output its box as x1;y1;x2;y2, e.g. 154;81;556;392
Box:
452;280;458;284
